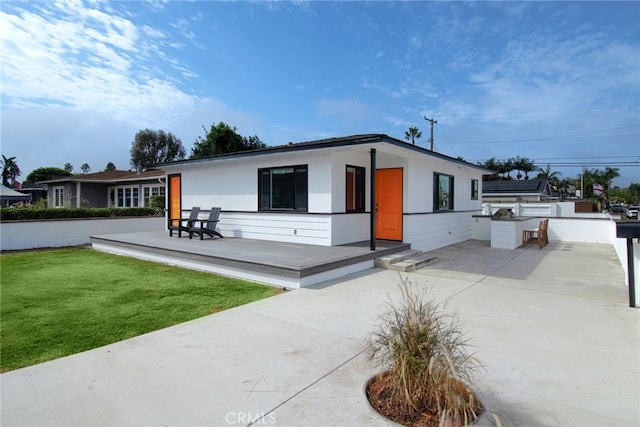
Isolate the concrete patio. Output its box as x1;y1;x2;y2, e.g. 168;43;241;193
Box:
1;240;638;426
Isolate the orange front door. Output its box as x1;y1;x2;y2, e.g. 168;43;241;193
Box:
168;174;181;226
376;168;403;241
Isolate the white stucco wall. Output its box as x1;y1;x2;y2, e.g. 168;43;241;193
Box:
547;218;612;243
0;217;164;251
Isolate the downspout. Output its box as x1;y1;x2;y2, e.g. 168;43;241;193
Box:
370;148;376;251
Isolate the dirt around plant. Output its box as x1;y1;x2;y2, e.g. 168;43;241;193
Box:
366;371;483;427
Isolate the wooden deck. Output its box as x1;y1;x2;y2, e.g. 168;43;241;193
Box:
90;231;410;288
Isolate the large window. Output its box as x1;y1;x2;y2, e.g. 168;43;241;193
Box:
143;185;165;207
115;186;139;207
434;173;454;211
346;165;365;212
471;179;479;200
259;165;308;211
53;186;64;207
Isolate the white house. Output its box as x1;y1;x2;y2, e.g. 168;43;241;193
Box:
156;134;492;252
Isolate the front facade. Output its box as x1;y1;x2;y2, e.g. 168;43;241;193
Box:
158;135;491;252
39;170;165;208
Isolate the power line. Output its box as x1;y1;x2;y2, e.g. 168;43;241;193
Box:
440;124;640;144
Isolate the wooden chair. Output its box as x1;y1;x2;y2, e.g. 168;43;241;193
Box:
189;207;223;240
522;218;549;249
168;207;200;237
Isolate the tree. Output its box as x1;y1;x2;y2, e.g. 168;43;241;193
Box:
25;167;72;184
130;129;186;172
629;183;640;204
536;164;561;187
191;122;266;158
1;155;21;187
404;127;423;145
81;163;91;174
496;159;514;179
557;177;577;197
510;156;524;180
520;157;535;180
104;162;116;171
64;163;74;173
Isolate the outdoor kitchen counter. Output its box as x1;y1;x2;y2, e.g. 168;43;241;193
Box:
491;216;541;249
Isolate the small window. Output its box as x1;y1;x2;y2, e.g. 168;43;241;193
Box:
346;165;365;212
434;173;454;211
258;165;308;211
471;179;479;200
53;186;64;208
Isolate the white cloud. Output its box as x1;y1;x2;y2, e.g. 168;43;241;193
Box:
0;2;202;126
315;98;373;125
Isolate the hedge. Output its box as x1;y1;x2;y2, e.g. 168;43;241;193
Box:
0;207;161;221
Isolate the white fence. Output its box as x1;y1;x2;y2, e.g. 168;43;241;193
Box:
482;201;611;219
0;217;165;251
3;214;637;305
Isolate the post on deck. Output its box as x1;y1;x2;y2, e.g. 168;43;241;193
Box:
370;148;376;251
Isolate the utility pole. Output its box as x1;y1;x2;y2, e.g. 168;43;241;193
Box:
424;116;437;151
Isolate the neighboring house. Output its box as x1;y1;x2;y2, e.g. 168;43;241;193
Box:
16;182;47;204
156;134;493;252
0;184;31;207
38;170;165;208
482;179;551;202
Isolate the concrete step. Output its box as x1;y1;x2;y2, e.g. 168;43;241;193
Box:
375;249;438;272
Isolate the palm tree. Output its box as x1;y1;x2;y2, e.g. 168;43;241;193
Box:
520;157;535;180
478;157;499;171
404;127;423;145
537;164;561;181
602;167;620;204
510;156;524;180
1;155;21;187
497;159;514;179
478;158;500;180
536;164;561;188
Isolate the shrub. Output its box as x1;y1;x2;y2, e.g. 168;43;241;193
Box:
0;207;160;221
365;278;482;426
149;195;165;210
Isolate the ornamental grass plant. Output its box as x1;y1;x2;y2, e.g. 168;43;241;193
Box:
365;278;482;427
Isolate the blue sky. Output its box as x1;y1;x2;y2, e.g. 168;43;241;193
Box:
1;0;639;186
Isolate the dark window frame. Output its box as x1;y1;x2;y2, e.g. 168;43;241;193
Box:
471;179;479;200
258;165;308;212
434;172;455;212
345;165;366;213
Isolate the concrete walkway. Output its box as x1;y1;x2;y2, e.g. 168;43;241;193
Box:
2;241;639;426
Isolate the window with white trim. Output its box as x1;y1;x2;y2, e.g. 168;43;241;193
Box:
115;186;139;207
53;186;64;207
143;185;165;207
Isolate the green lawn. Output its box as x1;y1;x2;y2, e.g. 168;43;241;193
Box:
0;247;282;372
